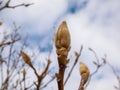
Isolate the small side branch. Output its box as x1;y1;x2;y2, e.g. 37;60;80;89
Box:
85;48;106;89
40;76;56;89
0;0;33;11
21;50;51;90
29;60;51;90
107;61;120;90
64;45;83;85
0;39;20;47
36;60;51;90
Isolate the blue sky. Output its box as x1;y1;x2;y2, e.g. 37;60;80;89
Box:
0;0;120;90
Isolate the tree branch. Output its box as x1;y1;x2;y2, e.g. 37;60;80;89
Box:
64;45;83;85
0;0;33;11
85;48;106;89
0;39;20;47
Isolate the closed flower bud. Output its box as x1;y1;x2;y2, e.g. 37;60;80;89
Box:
79;62;90;80
55;21;71;50
20;51;33;67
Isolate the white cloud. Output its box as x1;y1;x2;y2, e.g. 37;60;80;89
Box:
0;0;68;35
66;0;120;67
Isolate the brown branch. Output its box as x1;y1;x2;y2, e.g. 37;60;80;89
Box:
6;37;15;90
21;48;51;90
5;3;33;9
56;48;69;90
40;60;51;78
85;64;100;88
0;0;33;11
85;48;106;88
40;76;56;89
26;83;34;90
0;24;23;90
56;65;65;90
36;60;51;90
9;42;27;84
78;74;87;90
28;59;51;90
1;76;12;90
64;45;83;85
89;48;99;63
107;61;120;90
0;39;20;47
56;48;70;90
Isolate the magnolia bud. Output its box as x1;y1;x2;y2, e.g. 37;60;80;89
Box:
55;21;71;50
20;51;33;67
79;62;90;81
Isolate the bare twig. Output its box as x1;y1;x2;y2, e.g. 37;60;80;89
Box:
89;48;99;63
64;45;83;85
85;48;106;89
24;58;51;90
78;73;89;90
0;24;25;90
6;43;13;90
41;76;56;89
0;39;20;47
36;60;51;90
0;0;33;11
107;61;120;90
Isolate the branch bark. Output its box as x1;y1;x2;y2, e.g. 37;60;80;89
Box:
0;0;33;11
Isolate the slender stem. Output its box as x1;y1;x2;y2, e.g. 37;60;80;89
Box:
57;64;66;90
64;46;83;85
37;77;42;90
0;39;20;47
40;76;55;89
78;74;88;90
30;60;50;90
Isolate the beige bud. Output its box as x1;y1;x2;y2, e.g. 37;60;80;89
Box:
55;21;71;50
20;51;32;67
79;62;90;79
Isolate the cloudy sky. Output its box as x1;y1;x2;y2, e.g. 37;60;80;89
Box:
0;0;120;90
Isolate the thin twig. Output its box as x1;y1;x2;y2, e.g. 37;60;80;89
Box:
28;59;51;90
40;76;56;89
88;48;99;63
0;0;33;11
107;61;120;90
37;60;51;90
85;48;106;88
64;45;83;85
6;40;14;90
0;39;20;47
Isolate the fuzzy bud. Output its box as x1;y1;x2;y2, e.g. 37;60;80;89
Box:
55;21;71;51
20;51;33;67
79;62;90;82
